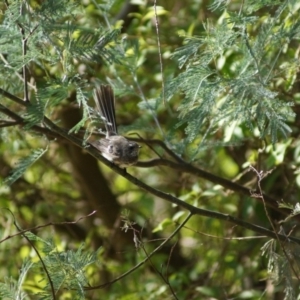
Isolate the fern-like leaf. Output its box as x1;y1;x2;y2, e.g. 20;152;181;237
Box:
0;259;32;300
4;148;47;186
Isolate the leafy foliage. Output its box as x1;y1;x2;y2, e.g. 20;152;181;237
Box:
1;0;300;299
0;259;32;299
261;239;298;300
168;0;298;150
35;240;100;299
1;232;100;300
3;148;47;185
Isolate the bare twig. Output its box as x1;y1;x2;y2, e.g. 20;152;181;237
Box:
249;165;300;282
0;120;22;128
141;241;179;300
154;0;165;106
18;7;39;102
130;136;185;163
0;210;96;244
134;222;179;300
84;212;193;291
5;208;56;299
179;223;266;240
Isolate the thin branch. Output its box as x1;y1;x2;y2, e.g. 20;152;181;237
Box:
0;103;58;138
249;166;300;282
130;136;185;163
0;210;96;244
132;74;165;139
19;7;39;102
82;161;300;242
0;120;22;128
140;240;179;300
0;88;29;105
6;209;56;299
21;26;29;102
84;212;193;290
2;89;300;244
136;158;284;213
179;223;266;240
243;26;263;84
154;0;165;106
22;234;56;299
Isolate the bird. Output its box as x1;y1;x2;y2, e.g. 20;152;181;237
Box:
92;85;140;167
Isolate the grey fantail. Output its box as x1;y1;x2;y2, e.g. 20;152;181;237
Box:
92;85;140;167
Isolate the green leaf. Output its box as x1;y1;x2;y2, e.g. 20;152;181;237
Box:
152;218;173;233
3;148;47;186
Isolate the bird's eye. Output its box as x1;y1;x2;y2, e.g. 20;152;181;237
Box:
128;143;136;151
108;145;114;153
